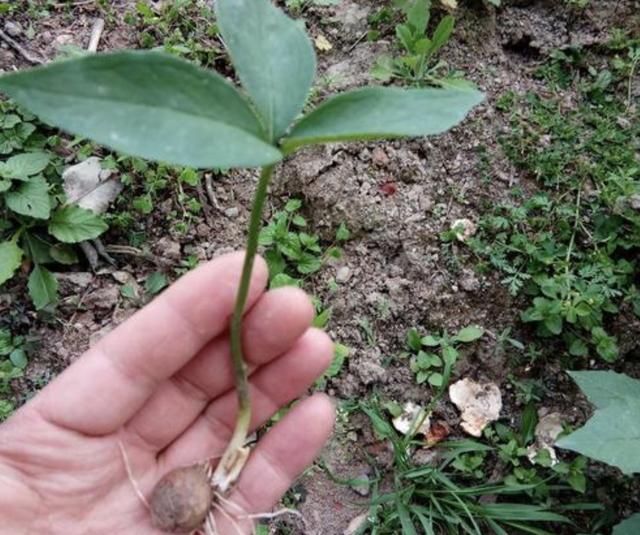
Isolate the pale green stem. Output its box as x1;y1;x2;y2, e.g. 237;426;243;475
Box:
214;164;275;488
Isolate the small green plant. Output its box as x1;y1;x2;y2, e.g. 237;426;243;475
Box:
259;198;346;284
0;327;28;421
470;43;639;363
372;0;460;87
285;0;339;13
0;0;482;527
405;325;484;387
0;101;108;310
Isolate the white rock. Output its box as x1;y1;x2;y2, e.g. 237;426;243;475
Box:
526;411;564;466
336;266;351;283
392;402;431;436
449;378;502;437
63;157;122;214
344;512;369;535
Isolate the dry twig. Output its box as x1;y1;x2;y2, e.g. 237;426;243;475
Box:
0;29;44;65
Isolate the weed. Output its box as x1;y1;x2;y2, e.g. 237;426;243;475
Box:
0;100;107;310
470;40;640;362
0;327;28;421
405;325;484;387
371;0;465;87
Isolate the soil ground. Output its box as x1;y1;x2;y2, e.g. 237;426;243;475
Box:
1;0;639;534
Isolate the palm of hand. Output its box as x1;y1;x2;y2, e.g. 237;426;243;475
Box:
0;253;334;534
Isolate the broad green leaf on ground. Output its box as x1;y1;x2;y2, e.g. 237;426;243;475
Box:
614;513;640;535
22;232;53;264
48;205;108;243
557;371;640;474
4;176;50;219
454;325;484;343
216;0;316;141
28;264;58;310
282;87;484;152
0;241;23;286
0;52;282;169
0;151;50;180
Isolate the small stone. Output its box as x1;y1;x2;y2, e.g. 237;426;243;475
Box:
350;472;371;497
224;206;239;218
156;237;181;261
336;266;351;283
451;218;477;242
54;34;75;47
449;378;502;437
4;22;22;37
629;194;640;210
355;359;386;385
84;285;120;310
344;513;368;535
459;270;480;292
56;272;94;289
371;147;390;168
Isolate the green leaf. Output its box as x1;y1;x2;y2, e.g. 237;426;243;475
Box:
428;373;444;387
406;0;430;34
145;272;168;296
283;86;483;152
0;151;50;180
48;205;107;243
9;348;28;369
614;514;640;535
557;371;640;474
28;264;58;310
49;243;78;265
0;240;23;286
336;222;350;241
216;0;316;141
5;176;50;219
454;325;484;343
426;15;454;59
421;335;440;347
21;232;53;264
0;179;11;192
270;273;302;289
0;52;282;169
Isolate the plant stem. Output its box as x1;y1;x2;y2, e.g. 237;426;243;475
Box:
212;164;275;490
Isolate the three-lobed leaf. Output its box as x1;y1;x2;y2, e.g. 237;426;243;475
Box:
216;0;316;141
282;86;484;152
557;371;640;474
0;51;282;169
48;205;108;243
0;241;23;286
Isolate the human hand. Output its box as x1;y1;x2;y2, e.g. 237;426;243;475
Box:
0;252;335;534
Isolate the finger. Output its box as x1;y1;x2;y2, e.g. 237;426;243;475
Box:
160;328;333;468
124;287;315;451
34;252;268;435
215;394;335;533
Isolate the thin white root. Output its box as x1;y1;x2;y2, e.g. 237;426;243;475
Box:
117;439;150;509
240;508;304;522
213;502;244;535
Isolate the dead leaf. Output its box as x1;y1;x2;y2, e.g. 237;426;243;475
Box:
426;420;451;446
63;157;123;214
315;34;333;52
392;402;431;436
449;378;502;437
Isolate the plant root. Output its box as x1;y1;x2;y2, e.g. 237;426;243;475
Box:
118;439;150;509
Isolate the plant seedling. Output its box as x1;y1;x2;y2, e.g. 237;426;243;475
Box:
406;325;484;388
0;0;482;531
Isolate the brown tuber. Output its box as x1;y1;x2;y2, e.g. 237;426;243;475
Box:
150;465;213;533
